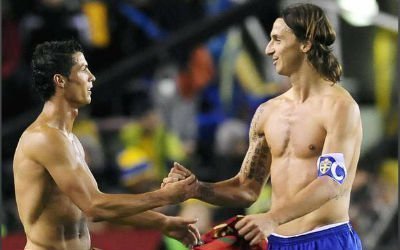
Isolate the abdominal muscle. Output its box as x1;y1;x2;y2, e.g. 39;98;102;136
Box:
23;194;91;250
24;216;91;250
269;157;350;236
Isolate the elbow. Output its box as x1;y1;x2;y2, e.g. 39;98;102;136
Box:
82;195;108;222
325;189;340;203
238;190;259;208
83;204;104;223
91;216;104;223
87;211;104;223
234;180;261;207
322;177;342;201
329;186;344;201
241;199;256;208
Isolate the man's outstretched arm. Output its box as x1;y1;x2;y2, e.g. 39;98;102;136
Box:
108;210;201;246
25;127;196;222
163;104;272;207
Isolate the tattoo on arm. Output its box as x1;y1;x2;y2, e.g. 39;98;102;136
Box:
240;105;270;184
243;139;270;184
196;106;271;201
198;182;216;200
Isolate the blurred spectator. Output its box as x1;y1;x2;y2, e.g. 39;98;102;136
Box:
106;0;204;60
214;119;248;178
349;22;398;250
116;89;186;194
81;0;110;48
72;107;106;178
211;119;250;222
179;119;249;234
2;0;25;119
2;0;22;80
20;0;91;64
152;44;215;146
3;0;92;120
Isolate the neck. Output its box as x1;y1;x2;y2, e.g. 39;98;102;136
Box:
41;97;79;133
288;64;331;103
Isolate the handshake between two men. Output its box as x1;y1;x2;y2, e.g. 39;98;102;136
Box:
161;162;274;248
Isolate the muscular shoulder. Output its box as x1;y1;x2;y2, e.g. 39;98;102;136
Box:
251;100;273;134
320;85;361;132
250;93;289;133
323;85;359;116
257;90;290;112
17;124;70;163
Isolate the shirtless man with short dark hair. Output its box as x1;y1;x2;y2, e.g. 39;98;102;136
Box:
13;40;200;250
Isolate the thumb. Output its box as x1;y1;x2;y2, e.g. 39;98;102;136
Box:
175;162;191;173
182;217;198;225
182;174;196;184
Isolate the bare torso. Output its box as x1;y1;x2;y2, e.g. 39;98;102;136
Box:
13;119;94;250
261;85;360;235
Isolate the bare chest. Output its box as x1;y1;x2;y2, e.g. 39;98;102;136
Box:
69;135;97;184
264;104;326;158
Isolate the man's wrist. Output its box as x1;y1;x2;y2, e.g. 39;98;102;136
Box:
267;209;283;227
154;188;175;206
159;214;169;232
194;181;206;200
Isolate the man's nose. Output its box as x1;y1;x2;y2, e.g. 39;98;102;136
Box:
265;42;273;56
90;72;96;82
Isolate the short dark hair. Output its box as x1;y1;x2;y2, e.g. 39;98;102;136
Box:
282;3;342;83
31;40;83;101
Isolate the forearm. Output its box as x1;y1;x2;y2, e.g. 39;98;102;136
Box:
89;189;171;222
109;210;167;230
269;176;340;225
195;178;259;207
197;126;270;207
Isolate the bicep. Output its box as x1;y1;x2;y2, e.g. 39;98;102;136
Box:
34;137;100;213
238;104;271;190
239;136;271;186
321;102;362;185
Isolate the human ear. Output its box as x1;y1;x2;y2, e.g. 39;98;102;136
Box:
301;40;312;53
54;74;65;88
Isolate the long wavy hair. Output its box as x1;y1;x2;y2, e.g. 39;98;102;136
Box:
282;3;342;83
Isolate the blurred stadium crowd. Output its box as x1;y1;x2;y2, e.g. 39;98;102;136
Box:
2;0;398;249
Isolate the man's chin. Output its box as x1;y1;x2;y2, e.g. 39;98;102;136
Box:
85;97;92;104
276;69;288;77
76;99;91;108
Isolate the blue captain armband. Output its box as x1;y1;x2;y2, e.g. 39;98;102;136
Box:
317;153;347;184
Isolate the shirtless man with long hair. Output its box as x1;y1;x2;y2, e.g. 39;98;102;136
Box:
163;3;363;250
